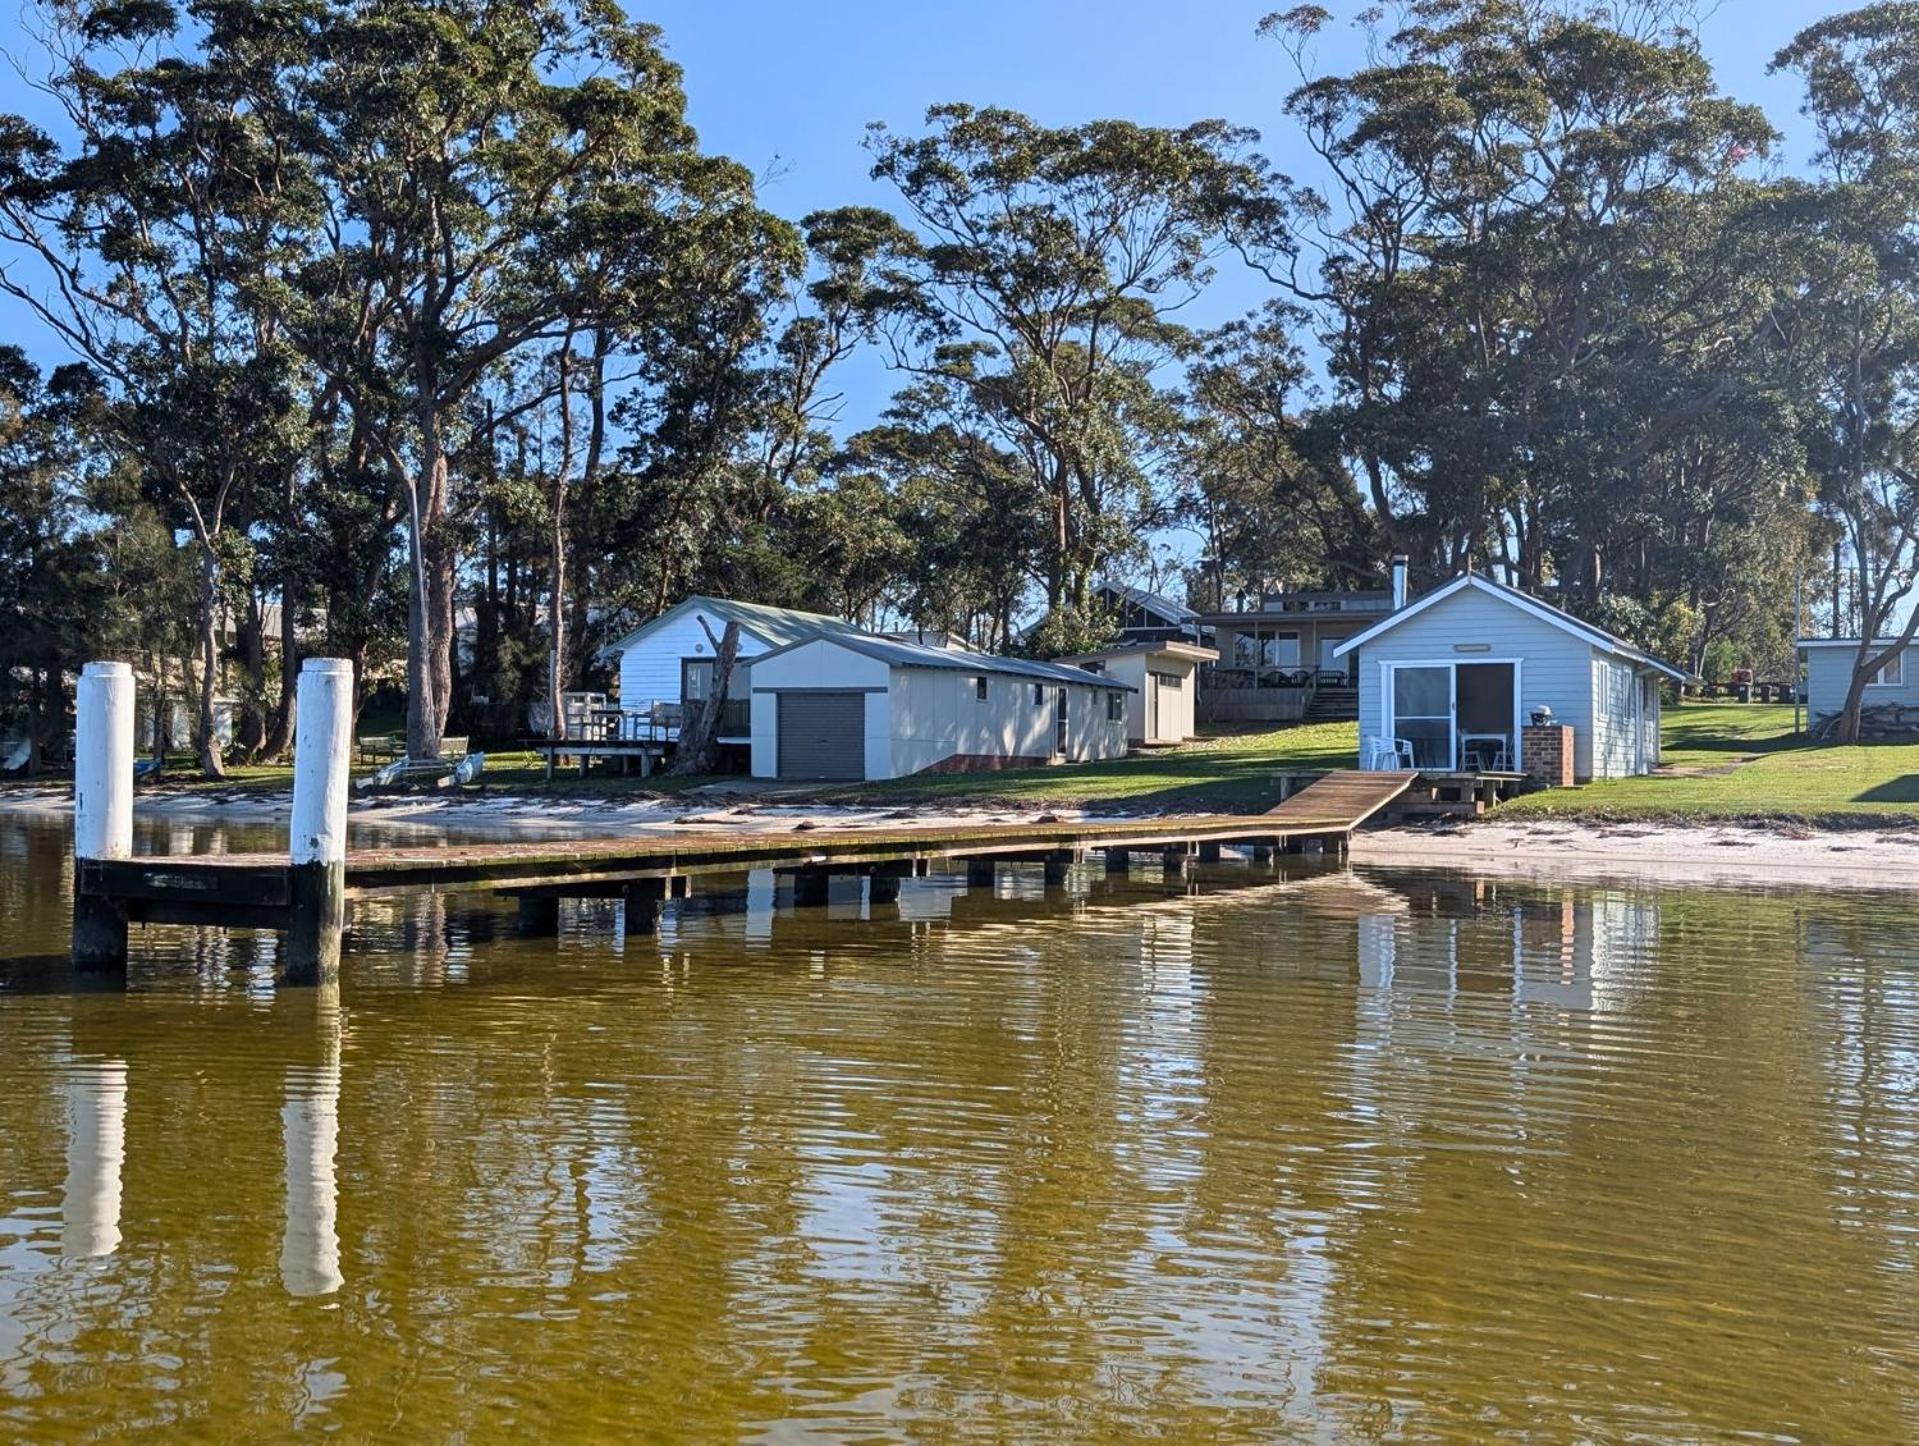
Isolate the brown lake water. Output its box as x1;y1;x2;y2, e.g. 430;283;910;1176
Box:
2;811;1918;1439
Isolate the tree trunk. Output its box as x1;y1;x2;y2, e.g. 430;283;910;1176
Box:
236;590;267;759
196;543;227;779
152;650;170;766
263;581;298;761
403;436;453;761
667;620;740;776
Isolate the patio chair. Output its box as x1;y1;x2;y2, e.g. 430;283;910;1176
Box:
1363;735;1415;771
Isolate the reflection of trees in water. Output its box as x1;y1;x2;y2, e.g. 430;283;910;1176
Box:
10;838;1919;1435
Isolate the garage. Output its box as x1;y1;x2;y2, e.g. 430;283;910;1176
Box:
776;691;866;780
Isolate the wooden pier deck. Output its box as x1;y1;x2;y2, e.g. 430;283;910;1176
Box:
76;769;1418;942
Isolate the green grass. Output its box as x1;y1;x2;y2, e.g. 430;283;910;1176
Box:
18;699;1907;827
823;722;1360;814
1496;702;1919;824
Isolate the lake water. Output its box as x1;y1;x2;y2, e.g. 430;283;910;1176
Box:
2;811;1917;1438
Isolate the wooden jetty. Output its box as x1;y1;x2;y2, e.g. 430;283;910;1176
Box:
68;658;1417;984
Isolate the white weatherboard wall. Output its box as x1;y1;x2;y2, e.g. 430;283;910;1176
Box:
1803;642;1919;720
748;639;890;780
1354;587;1602;780
617;607;775;714
1142;651;1200;744
750;638;1128;779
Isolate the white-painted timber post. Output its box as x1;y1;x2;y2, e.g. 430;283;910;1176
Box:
73;661;134;968
287;659;353;984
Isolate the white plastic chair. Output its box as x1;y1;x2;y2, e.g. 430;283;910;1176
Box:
1364;735;1415;771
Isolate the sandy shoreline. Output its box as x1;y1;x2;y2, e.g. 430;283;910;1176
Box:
6;785;1919;887
1353;818;1919;889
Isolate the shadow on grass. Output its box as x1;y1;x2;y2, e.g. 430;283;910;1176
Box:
1854;775;1919;804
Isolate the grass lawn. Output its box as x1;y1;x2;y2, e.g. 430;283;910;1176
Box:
825;722;1360;813
16;700;1906;827
1495;702;1919;824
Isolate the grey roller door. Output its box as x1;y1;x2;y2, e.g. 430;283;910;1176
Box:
776;692;866;780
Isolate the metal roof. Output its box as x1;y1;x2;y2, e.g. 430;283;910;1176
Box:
1099;581;1198;624
599;595;866;660
1332;573;1689;681
756;632;1137;690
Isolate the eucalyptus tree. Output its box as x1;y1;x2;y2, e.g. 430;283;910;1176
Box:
0;351;111;770
0;1;316;775
1176;301;1374;609
253;0;764;758
866;105;1272;633
1773;3;1919;741
1249;1;1781;592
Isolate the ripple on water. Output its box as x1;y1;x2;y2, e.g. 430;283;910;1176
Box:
2;818;1919;1436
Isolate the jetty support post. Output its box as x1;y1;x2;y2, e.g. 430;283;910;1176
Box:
286;658;354;985
866;862;910;907
73;661;134;970
790;869;831;908
1197;841;1223;863
623;877;671;935
1041;850;1073;887
1160;845;1191;878
1104;848;1130;875
965;858;996;890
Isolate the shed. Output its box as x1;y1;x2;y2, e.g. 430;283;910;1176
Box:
1798;639;1912;724
1333;574;1686;780
1058;641;1218;746
747;634;1133;781
598;596;866;740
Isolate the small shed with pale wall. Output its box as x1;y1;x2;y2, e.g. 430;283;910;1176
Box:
748;634;1132;781
1335;574;1685;782
1059;641;1217;745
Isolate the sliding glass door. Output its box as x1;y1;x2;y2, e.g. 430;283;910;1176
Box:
1389;666;1454;769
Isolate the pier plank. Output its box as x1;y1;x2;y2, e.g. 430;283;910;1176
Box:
77;770;1417;927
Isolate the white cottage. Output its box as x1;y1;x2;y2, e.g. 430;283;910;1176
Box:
1799;638;1913;723
1058;641;1218;746
598;596;868;741
747;633;1132;781
1334;574;1685;781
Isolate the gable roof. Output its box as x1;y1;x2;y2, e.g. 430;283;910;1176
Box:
755;632;1137;690
1098;581;1198;625
1331;573;1688;681
599;595;866;661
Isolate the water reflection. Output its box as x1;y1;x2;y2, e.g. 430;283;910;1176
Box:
61;1057;126;1259
4;810;1919;1436
281;985;343;1297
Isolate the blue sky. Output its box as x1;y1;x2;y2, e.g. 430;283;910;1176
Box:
632;0;1836;429
0;0;1844;435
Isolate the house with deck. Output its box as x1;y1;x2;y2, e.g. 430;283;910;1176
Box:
1195;566;1404;725
598;596;869;745
748;633;1131;781
1335;572;1685;782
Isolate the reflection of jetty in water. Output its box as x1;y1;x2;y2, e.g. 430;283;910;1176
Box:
281;985;344;1297
62;1058;127;1259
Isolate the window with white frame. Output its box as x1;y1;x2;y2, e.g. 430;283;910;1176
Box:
973;676;989;701
1107;690;1125;722
1868;652;1904;687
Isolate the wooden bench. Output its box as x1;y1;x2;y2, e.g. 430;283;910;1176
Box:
357;732;403;764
